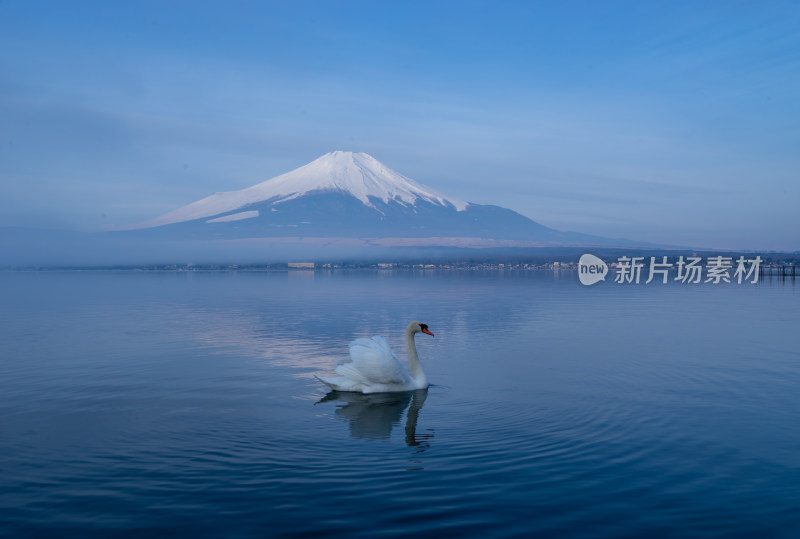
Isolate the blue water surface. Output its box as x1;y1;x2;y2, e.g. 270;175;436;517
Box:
0;270;798;538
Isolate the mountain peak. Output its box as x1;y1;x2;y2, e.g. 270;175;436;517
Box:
124;151;467;229
272;150;466;210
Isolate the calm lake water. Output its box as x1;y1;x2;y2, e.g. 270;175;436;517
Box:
1;270;798;538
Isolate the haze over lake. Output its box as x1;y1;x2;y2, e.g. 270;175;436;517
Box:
2;270;797;537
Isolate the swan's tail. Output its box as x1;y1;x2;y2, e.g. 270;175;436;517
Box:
315;375;336;389
315;375;360;392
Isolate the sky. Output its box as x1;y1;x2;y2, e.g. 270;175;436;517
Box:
1;0;798;250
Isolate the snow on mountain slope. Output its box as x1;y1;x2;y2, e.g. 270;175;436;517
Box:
125;151;467;230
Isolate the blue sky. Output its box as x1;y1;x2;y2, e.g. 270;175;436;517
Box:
1;1;798;250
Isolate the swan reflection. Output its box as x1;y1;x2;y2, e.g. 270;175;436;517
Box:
317;389;432;449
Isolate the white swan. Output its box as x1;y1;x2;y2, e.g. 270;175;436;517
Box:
316;321;434;393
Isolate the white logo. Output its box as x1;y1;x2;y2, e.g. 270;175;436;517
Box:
578;254;762;286
579;253;608;286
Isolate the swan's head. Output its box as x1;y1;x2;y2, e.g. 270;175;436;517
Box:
408;321;434;337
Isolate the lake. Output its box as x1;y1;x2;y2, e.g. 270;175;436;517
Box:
1;269;798;537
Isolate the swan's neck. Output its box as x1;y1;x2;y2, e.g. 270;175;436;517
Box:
405;331;427;388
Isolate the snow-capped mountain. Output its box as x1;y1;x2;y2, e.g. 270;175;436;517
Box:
118;151;614;245
126;151;467;230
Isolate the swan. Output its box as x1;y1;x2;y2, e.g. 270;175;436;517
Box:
316;321;434;393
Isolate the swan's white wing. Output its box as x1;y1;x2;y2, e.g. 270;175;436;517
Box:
336;336;407;386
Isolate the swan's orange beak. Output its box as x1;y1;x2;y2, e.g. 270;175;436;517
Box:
422;328;434;336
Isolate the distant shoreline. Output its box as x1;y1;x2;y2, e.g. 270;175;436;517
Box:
2;249;797;273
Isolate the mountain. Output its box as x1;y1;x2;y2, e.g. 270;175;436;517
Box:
117;151;624;246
